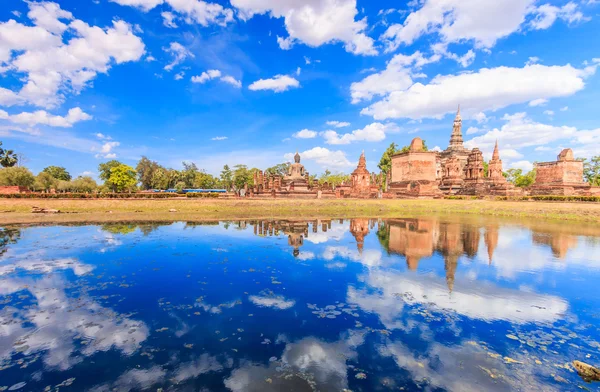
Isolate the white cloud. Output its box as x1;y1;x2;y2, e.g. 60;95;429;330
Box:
526;56;540;65
296;67;301;76
109;0;164;11
161;11;178;28
321;122;399;145
381;0;584;53
191;70;241;87
472;112;488;124
230;0;377;55
0;107;92;127
465;112;577;152
111;0;234;26
164;42;193;71
95;133;112;140
529;98;548;107
560;106;569;111
284;147;352;169
94;141;120;158
175;71;185;80
350;51;440;104
0;3;145;108
248;75;300;93
361;63;594;120
543;110;554;116
220;75;242;88
509;160;534;171
211;136;228;140
530;2;586;30
192;69;222;83
293;129;317;139
326;121;351;128
0;88;25;107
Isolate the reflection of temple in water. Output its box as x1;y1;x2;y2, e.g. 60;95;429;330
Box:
349;218;374;254
531;231;578;259
250;219;334;257
381;219;502;292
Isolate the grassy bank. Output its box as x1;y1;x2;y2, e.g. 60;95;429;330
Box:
0;198;599;224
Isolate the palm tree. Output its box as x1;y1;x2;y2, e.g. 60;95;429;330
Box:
0;149;18;167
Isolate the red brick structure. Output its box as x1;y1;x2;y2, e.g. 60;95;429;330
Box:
349;218;371;254
531;148;596;195
347;152;380;198
440;106;472;176
388;137;442;198
0;186;31;194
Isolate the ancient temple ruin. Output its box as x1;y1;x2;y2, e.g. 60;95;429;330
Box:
388;137;442;198
531;148;599;196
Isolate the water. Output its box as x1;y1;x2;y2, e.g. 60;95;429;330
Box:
1;217;600;391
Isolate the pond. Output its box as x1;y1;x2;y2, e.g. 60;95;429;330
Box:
1;217;600;391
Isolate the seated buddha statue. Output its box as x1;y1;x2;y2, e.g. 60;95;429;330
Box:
285;152;306;180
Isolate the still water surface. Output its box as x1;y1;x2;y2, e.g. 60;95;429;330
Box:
1;218;600;391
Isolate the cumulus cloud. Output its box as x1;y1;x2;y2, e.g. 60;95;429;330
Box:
361;63;594;120
0;107;92;127
163;42;193;71
230;0;377;55
191;69;241;87
326;121;351;128
0;2;145;108
111;0;234;26
211;136;228;140
293;129;317;139
321;122;399;145
529;2;586;30
94;141;120;158
284;147;352;169
350;51;440;103
248;75;300;93
381;0;585;53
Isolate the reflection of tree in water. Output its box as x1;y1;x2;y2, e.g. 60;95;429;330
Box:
0;227;21;256
101;224;138;235
376;221;390;254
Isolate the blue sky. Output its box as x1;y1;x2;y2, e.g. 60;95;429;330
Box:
1;0;599;178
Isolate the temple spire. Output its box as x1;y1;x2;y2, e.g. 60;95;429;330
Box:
448;104;464;150
492;140;500;161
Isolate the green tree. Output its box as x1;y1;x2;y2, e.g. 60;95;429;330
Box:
220;165;233;190
319;170;350;186
108;164;137;192
0;142;18;168
181;161;200;187
35;172;58;192
136;157;161;190
232;165;255;190
71;176;97;193
98;160;122;191
151;167;170;190
483;161;489;177
42;166;72;181
265;162;291;177
175;181;186;193
378;142;398;175
0;167;35;187
505;168;536;187
583;156;600;186
194;172;220;189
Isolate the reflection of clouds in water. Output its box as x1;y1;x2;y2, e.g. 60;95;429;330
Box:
249;293;295;310
0;253;94;277
304;223;347;244
296;251;315;261
379;338;560;392
88;354;226;391
322;246;384;268
225;332;364;392
348;269;567;328
89;366;166;392
0;272;148;370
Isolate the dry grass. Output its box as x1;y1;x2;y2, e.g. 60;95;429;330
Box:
0;198;599;224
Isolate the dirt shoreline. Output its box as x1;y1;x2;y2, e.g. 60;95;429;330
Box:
0;198;599;225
